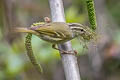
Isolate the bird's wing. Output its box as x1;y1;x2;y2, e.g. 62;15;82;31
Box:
32;26;67;39
31;26;59;37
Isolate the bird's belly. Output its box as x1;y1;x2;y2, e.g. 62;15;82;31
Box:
39;35;72;44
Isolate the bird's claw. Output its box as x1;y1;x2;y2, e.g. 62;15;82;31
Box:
60;50;77;55
52;44;77;55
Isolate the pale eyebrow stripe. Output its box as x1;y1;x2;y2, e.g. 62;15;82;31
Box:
70;27;85;31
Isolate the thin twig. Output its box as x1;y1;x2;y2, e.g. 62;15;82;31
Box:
48;0;81;80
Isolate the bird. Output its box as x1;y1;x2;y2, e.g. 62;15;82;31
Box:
14;22;96;45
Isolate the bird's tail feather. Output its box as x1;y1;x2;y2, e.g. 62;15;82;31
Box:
13;28;39;35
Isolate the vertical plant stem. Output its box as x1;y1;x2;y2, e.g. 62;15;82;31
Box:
86;0;97;30
25;33;43;74
48;0;81;80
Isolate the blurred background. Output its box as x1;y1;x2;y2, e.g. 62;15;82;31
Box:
0;0;120;80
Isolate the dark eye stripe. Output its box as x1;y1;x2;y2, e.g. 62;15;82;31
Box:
70;27;85;32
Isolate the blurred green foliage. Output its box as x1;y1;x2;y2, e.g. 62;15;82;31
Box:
65;6;87;23
106;0;120;26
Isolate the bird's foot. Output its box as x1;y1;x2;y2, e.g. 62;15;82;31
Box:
52;44;77;55
61;50;78;55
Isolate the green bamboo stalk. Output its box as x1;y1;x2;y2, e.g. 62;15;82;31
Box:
25;33;43;74
86;0;97;30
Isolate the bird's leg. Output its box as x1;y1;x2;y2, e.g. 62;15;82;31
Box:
52;44;77;55
52;44;59;51
52;44;69;54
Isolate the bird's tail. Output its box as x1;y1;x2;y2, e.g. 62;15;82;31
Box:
13;27;39;35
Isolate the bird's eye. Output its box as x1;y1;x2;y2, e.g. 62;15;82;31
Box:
80;29;84;32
